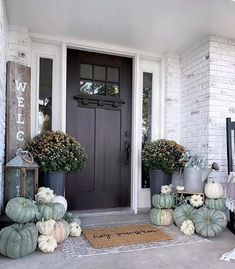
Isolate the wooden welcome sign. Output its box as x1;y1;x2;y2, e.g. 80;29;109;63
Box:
6;61;31;162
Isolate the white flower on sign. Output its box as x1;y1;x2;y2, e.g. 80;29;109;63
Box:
161;185;172;194
190;194;203;208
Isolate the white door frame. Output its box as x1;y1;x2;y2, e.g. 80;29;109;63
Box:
30;35;163;214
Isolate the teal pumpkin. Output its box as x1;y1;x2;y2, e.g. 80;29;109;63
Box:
0;223;38;258
63;212;81;225
5;197;38;223
193;207;227;237
150;208;174;225
152;194;175;209
37;202;65;220
173;204;196;227
205;198;226;211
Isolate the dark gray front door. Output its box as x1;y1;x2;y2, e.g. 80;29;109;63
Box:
66;49;132;210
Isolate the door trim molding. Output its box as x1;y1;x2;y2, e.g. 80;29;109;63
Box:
31;34;164;214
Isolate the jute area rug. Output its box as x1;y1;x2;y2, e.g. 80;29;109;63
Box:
62;221;210;258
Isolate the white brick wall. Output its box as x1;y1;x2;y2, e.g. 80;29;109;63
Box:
0;0;7;211
208;36;235;182
164;54;181;142
7;25;31;66
180;40;210;158
178;36;235;182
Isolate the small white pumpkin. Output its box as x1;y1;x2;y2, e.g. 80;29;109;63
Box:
51;196;68;212
204;181;224;199
36;187;55;203
36;219;56;235
176;186;185;191
180;220;195;235
50;219;70;243
38;235;57;253
190;194;203;208
69;222;82;237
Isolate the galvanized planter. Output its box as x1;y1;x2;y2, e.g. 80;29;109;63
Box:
40;172;66;196
183;167;204;193
149;170;172;205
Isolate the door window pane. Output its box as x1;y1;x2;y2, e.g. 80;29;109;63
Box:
80;64;92;79
94;65;106;81
38;58;53;133
108;83;120;96
107;67;119;82
142;72;152;188
80;80;93;94
94;81;106;95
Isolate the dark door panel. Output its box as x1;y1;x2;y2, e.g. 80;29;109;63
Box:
66;49;132;210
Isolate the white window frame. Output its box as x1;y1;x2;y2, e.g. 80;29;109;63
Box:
137;58;162;209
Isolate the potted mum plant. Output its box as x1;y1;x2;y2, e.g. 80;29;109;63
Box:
142;139;185;199
25;131;87;196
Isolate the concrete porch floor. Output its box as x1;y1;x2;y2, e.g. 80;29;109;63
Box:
0;212;235;269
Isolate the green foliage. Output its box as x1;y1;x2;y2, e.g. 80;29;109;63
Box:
181;151;205;169
0;223;38;258
24;131;87;173
142;139;185;174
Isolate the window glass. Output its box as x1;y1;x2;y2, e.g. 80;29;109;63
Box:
80;64;92;79
94;65;106;81
38;58;53;133
142;72;152;188
107;67;119;82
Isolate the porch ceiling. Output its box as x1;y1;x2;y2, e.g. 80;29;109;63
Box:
5;0;235;55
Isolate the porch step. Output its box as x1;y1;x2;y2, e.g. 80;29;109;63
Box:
70;207;134;217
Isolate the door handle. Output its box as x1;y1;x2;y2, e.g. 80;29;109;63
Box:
124;141;131;165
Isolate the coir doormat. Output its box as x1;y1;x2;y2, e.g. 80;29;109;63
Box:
82;224;172;249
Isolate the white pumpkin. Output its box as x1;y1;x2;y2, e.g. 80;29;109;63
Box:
69;222;82;237
180;220;195;235
38;235;57;253
190;194;203;208
50;219;70;243
36;219;56;235
176;186;185;191
204;181;224;199
36;187;55;203
51;196;68;212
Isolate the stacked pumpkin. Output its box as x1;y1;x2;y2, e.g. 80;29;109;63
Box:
173;181;227;238
0;187;82;258
150;185;175;226
35;187;81;253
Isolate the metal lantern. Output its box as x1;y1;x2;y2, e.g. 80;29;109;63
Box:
5;150;39;204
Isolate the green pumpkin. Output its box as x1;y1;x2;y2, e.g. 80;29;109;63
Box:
193;207;227;237
173;204;196;227
205;198;226;211
150;208;174;225
0;223;38;258
5;197;38;223
63;212;81;225
37;202;65;220
152;194;175;209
